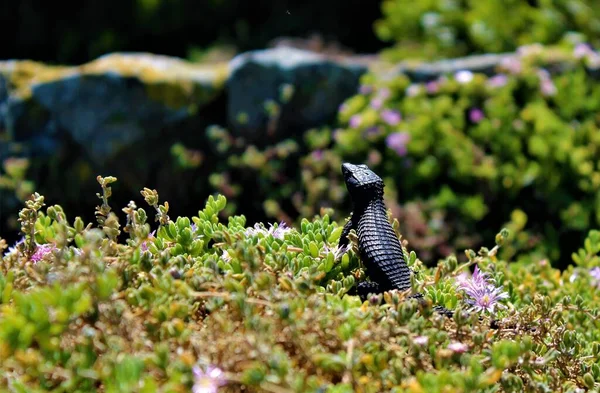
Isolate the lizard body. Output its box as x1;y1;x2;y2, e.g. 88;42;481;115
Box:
339;162;453;317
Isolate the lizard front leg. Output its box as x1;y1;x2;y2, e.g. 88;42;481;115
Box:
356;281;381;301
338;213;355;248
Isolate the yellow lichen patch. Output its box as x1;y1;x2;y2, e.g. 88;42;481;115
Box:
1;53;229;108
0;60;74;99
81;53;229;88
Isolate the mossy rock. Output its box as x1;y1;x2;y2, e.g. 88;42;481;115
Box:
1;53;228;165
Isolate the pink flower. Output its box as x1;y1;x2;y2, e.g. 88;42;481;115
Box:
192;365;226;393
469;108;484;123
447;341;468;353
349;115;362;128
414;336;429;346
500;57;522;74
540;79;557;96
312;149;323;160
381;109;401;126
367;150;382;166
376;87;391;100
386;132;410;156
537;69;557;96
30;243;56;263
487;74;508;88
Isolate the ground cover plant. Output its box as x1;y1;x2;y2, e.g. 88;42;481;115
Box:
1;176;600;392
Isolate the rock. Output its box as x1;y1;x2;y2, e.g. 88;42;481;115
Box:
1;53;228;165
227;47;369;142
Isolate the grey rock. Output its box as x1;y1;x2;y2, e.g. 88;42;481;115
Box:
227;47;368;141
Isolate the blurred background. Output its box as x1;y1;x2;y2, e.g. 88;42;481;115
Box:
1;0;385;63
2;0;600;269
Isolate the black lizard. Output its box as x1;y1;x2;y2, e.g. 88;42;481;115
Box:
338;162;454;317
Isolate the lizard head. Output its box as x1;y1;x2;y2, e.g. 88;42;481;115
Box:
341;163;384;197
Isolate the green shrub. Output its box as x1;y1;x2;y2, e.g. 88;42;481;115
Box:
333;44;600;265
1;178;600;392
374;0;600;60
202;44;600;267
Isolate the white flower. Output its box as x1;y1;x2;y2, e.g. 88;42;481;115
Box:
447;341;468;353
455;70;474;84
192;365;226;393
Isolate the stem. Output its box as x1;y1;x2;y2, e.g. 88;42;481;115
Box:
191;291;274;308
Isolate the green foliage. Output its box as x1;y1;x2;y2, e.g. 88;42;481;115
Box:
200;44;600;267
1;182;600;392
374;0;600;60
0;158;35;202
331;44;600;265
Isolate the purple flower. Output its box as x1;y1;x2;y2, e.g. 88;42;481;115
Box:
487;74;508;88
364;126;382;138
192;365;226;393
141;230;156;252
381;109;401;126
246;221;292;239
245;223;269;237
469;108;484;123
359;84;373;95
221;250;232;263
574;43;594;59
30;243;57;263
370;97;384;110
569;270;579;283
447;342;468;353
414;336;429;346
386;132;410;157
456;266;509;314
426;80;440;94
339;103;348;113
5;236;25;256
270;221;291;239
321;243;350;260
312;149;323;160
590;267;600;288
349;115;362;128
